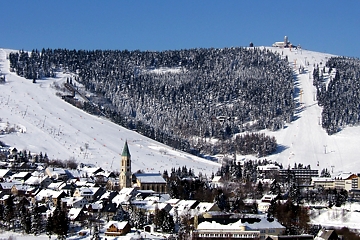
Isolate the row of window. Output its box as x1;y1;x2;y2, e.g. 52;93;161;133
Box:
197;232;260;238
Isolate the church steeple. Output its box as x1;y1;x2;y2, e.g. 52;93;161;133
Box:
122;140;131;158
119;141;132;189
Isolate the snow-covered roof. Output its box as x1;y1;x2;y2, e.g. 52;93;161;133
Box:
68;207;83;220
134;173;166;184
119;187;136;196
0;169;11;178
197;220;246;230
61;196;87;206
335;172;356;180
257;164;280;171
35;189;65;200
112;192;131;205
198;215;285;231
25;175;50;185
77;186;99;196
87;201;103;210
0;182;19;189
104;220;129;230
312;177;333;182
166;198;181;205
169;199;198;216
212;176;222;182
47;181;66;190
144;193;171;203
195;202;217;213
244;215;285;230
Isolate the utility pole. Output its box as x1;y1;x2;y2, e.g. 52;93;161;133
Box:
323;145;327;154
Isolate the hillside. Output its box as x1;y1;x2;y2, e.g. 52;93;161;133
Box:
1;46;360;176
0;48;221;176
261;47;360;175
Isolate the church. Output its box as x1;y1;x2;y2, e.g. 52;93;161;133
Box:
119;141;167;193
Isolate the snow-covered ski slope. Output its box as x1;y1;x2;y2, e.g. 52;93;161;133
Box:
262;47;359;175
0;48;220;176
0;47;359;176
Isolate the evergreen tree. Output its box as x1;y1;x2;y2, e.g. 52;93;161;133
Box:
32;204;44;235
52;205;69;239
162;212;175;233
132;209;146;229
24;211;32;234
4;195;15;230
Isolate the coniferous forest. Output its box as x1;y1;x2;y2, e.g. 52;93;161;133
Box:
9;47;294;157
314;56;360;134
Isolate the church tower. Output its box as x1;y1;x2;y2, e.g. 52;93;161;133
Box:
119;141;132;189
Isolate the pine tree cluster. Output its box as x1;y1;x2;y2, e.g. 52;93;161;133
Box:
9;47;294;157
314;56;360;134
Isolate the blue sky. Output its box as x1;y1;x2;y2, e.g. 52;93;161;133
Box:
1;1;359;57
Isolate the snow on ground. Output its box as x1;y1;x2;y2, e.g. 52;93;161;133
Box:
0;230;168;240
310;202;360;230
0;48;220;176
258;47;360;176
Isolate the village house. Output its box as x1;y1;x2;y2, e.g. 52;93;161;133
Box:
24;175;52;188
68;207;87;222
61;196;88;210
45;167;73;181
104;221;131;236
34;188;67;206
11;184;36;197
73;186;106;202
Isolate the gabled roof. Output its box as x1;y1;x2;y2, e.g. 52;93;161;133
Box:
12;171;31;179
112;192;132;205
47;181;66;190
35;189;66;200
119;187;137;196
0;169;12;178
25;175;50;185
315;228;338;240
105;221;129;230
68;207;84;221
195;202;219;213
169;199;199;216
335;172;357;180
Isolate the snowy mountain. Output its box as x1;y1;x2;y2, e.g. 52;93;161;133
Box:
1;46;359;177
